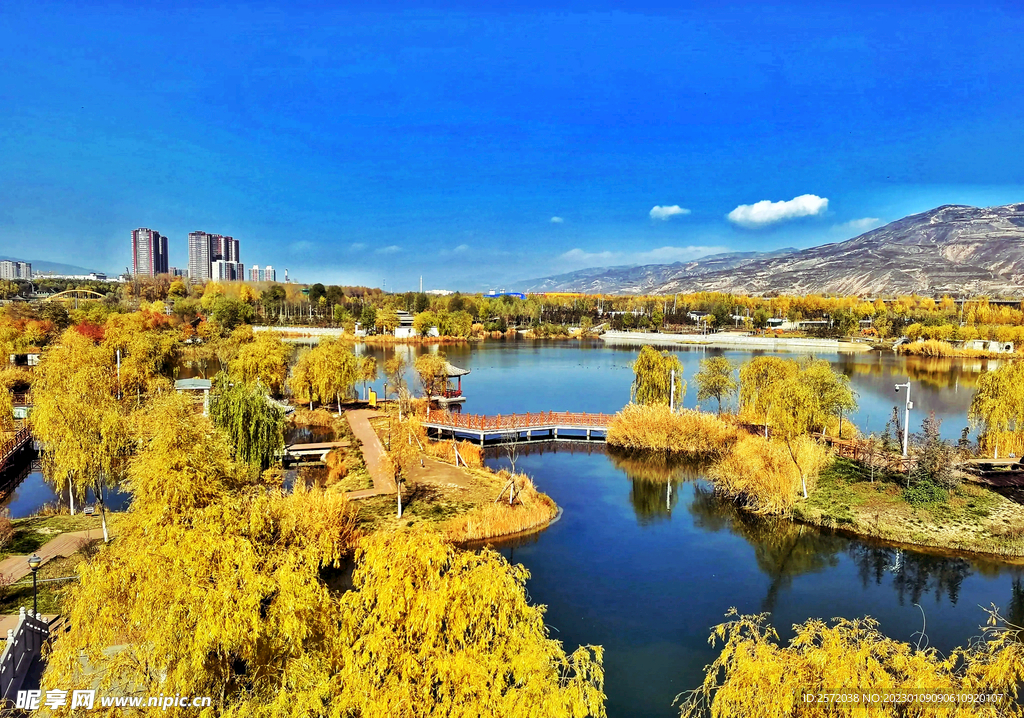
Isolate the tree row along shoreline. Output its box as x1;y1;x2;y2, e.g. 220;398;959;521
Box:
607;346;1024;559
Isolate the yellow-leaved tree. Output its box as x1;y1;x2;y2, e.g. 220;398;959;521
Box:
970;360;1024;458
230;332;291;395
45;392;357;716
46;393;606;717
677;609;1024;718
631;346;685;407
30;329;133;540
325;529;607;718
287;338;361;411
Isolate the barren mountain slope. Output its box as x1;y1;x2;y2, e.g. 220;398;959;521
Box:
521;203;1024;296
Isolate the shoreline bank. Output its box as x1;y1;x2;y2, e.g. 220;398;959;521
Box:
599;330;871;353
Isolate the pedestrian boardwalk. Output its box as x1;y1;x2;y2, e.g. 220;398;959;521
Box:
0;429;31;474
422;410;613;444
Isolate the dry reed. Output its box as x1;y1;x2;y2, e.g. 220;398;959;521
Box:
444;472;557;542
607;403;739;457
897;339;1019;359
709;434;831;515
405;416;484;467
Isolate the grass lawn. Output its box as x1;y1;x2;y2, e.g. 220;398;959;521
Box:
793;458;1024;558
0;553;85;615
3;513;119;559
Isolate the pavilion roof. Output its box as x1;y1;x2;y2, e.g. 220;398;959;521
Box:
443;361;470;377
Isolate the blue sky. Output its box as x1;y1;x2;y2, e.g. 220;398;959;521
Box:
2;1;1023;290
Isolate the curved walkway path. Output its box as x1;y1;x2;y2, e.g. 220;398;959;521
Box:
344;409;396;499
0;529;101;584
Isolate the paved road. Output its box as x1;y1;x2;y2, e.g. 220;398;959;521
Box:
345;409;396;498
0;529;103;583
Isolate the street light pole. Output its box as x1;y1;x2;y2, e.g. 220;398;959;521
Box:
895;381;913;457
27;554;41;615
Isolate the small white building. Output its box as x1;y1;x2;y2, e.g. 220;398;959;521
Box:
964;339;1014;354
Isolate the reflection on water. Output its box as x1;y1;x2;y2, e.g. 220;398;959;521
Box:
481;443;1024;718
0;454;131;519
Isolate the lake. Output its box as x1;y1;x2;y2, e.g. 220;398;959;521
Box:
353;339;1022;717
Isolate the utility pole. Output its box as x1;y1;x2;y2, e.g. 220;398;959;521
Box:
420;276;423;293
669;369;676;412
895;381;912;457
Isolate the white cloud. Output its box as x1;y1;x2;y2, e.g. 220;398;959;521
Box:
727;194;829;228
649;205;691;221
559;245;726;269
349;242;367;251
453;244;469;253
550;216;564;223
375;245;401;255
833;217;882;233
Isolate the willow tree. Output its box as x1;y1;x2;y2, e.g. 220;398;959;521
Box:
677;609;1024;718
30;330;131;541
800;358;858;436
630;346;685;408
230;332;291;395
45;392;359;716
696;356;738;414
208;375;285;470
763;376;819;498
0;390;14;434
385;355;413;417
970;360;1024;458
739;356;799;434
329;529;607;717
415;351;451;398
288;339;361;411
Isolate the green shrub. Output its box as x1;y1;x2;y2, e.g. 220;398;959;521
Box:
902;481;948;507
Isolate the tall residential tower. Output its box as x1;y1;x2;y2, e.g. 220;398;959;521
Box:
131;228;169;276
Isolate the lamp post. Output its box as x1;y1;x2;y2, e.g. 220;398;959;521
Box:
27;554;41;616
895;381;913;458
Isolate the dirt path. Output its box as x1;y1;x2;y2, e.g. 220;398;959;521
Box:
0;529;102;583
345;409;396;498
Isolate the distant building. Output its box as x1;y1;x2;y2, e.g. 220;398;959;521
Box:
0;260;31;280
964;339;1014;354
35;272;107;281
212;260;244;281
425;289;454;296
168;267;187;278
188;231;212;282
249;265;262;282
131;228;169;276
264;265;276;282
189;231;242;282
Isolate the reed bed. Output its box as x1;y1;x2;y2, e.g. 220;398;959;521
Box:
444;472;557;542
606;403;739;457
405;416;484;467
897;339;1018;359
709;434;831;515
289;407;336;426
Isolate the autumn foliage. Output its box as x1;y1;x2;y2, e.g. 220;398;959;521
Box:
607;404;739;458
678;609;1024;718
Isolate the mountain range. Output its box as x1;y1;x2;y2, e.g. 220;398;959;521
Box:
522;203;1024;296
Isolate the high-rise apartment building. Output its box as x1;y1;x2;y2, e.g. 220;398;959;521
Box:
131;228;169;276
249;265;261;282
188;231;212;282
188;230;242;282
264;265;276;282
0;260;31;280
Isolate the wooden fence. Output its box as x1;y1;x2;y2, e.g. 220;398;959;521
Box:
0;428;31;472
424;410;614;431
